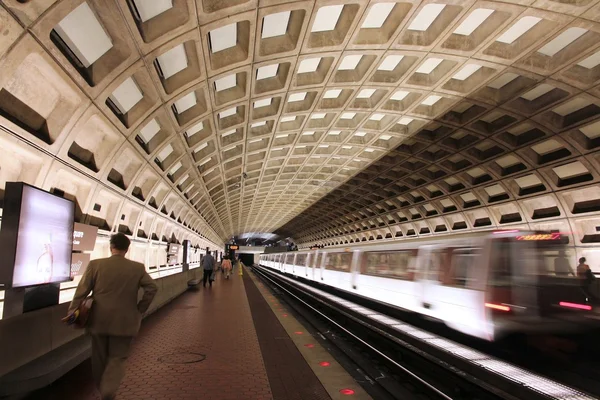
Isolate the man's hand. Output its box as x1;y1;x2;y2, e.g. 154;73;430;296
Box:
61;310;79;325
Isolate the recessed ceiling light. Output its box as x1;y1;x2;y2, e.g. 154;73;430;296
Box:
157;144;174;161
186;121;204;137
453;9;494;36
324;89;342;99
342;145;353;149
54;2;113;68
156;44;188;79
362;3;395;29
174;92;197;114
214;74;236;92
496;16;541;44
219;107;237;119
365;148;375;152
355;131;367;137
302;131;315;135
254;98;272;108
328;130;341;135
339;55;363;70
276;134;289;138
416;58;443;74
452;64;482;81
537;27;587;57
312;5;344;33
319;144;329;148
408;4;445;31
280;116;296;122
370;113;385;121
169;161;182;174
357;89;376;98
391;90;409;101
397;117;414;125
262;11;291;39
209;23;237;53
297;57;321;73
378;55;403;71
133;0;173;22
341;112;356;119
289;92;307;102
256;64;279;80
251;121;267;128
139;118;160;143
380;134;392;140
422;95;442;106
109;77;143;114
311;113;326;119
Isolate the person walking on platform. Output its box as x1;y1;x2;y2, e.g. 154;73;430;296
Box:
202;248;216;287
222;256;232;279
66;233;158;400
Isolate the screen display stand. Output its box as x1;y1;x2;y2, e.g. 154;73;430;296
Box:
3;284;60;318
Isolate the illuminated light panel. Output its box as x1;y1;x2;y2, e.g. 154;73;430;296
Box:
249;138;263;143
133;0;173;22
289;92;307;102
186;121;203;137
341;112;356;119
324;89;342;99
397;117;413;125
311;113;326;119
169;161;182;175
256;64;279;80
312;5;344;33
357;89;376;98
302;131;315;135
275;134;289;138
354;131;367;137
485;303;511;312
391;90;409;101
422;95;442;106
219;107;237;119
328;130;341;135
521;84;554;101
254;98;272;108
378;55;404;71
157;144;174;161
578;50;600;69
538;27;587;57
251;121;266;128
453;9;494;36
452;64;482;81
209;23;237;53
109;77;143;114
139;119;160;143
262;11;291;39
222;129;236;137
365;148;375;152
339;55;363;70
298;57;321;73
408;4;446;31
496;16;541;44
156;44;188;79
416;58;443;74
198;157;212;166
559;302;592;311
319;144;329;148
214;74;237;92
174;92;197;113
516;233;561;241
553;98;591;116
195;142;208;152
370;113;385;121
54;2;113;68
280;116;296;122
362;3;395;29
380;134;392;140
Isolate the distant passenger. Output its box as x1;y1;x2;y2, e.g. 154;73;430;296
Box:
67;233;157;400
202;248;216;287
577;257;590;278
222;256;232;279
554;250;574;276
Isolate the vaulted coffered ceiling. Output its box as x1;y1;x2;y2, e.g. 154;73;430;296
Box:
3;0;600;246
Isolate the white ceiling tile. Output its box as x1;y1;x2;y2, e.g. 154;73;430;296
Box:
157;144;174;161
262;11;291;39
220;107;237;118
357;89;376;98
339;55;363;70
416;58;443;74
139;118;160;143
453;9;494;36
214;74;237;91
362;3;395;29
174;92;197;113
256;64;279;80
496;16;541;44
408;4;445;31
341;112;356;119
312;5;344;33
538;27;587;57
298;57;321;73
378;55;404;71
452;64;482;81
109;77;143;114
133;0;173;22
391;90;409;101
210;23;237;53
186;121;204;137
324;89;342;98
289;92;307;102
254;98;272;108
156;44;188;79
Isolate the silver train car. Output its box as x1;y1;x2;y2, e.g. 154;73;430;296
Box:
260;230;600;341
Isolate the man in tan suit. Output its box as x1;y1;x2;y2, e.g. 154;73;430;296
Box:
68;233;158;400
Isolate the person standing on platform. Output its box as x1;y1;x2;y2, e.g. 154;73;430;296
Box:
202;248;216;287
67;233;158;400
222;256;232;279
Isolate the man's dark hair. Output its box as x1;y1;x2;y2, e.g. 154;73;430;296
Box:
110;233;131;251
206;247;210;253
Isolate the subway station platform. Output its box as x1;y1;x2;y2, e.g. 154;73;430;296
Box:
19;267;369;400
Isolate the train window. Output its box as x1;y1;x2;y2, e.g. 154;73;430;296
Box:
445;248;479;288
490;239;513;286
362;251;417;280
324;252;352;272
285;253;293;264
425;249;449;282
295;254;307;267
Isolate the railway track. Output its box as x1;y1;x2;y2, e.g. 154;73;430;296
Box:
251;265;596;400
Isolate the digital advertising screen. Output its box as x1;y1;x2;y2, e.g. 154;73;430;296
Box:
0;183;75;288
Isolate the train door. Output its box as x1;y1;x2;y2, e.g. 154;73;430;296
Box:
305;253;312;279
415;245;438;317
351;250;362;290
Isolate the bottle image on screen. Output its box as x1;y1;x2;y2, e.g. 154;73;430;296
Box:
36;234;54;284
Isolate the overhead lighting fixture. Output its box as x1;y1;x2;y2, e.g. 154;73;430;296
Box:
302;131;315;135
251;121;266;128
174;92;197;114
378;55;403;71
54;2;113;68
312;5;344;33
186;121;203;137
289;92;307;102
453;9;494;36
537;27;587;57
262;11;291;39
416;58;443;74
342;145;353;149
370;113;385;121
157;144;174;161
275;134;289;138
365;148;375;152
133;0;173;22
319;144;329;148
139;119;160;143
219;107;237;119
380;134;392;140
169;161;182;175
214;74;236;92
339;55;363;70
341;112;356;119
109;77;143;114
422;95;442;106
357;88;376;98
209;23;237;53
256;64;279;80
156;44;188;79
391;90;409;101
452;64;482;81
297;57;321;73
328;130;341;135
311;113;326;119
496;16;541;44
355;131;367;137
397;117;413;125
254;98;272;108
362;4;396;29
324;89;342;98
408;4;445;31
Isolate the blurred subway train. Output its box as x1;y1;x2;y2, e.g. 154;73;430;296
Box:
259;230;600;341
